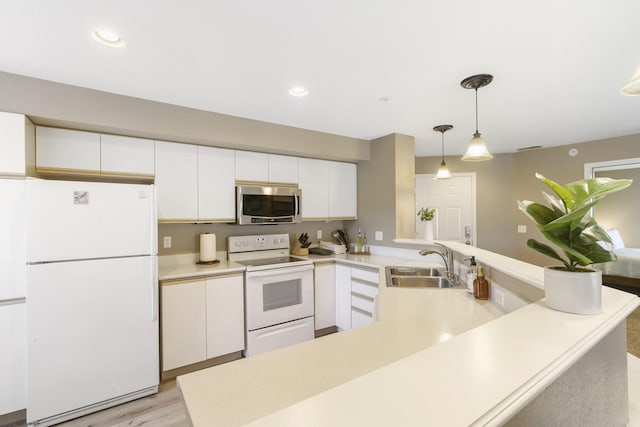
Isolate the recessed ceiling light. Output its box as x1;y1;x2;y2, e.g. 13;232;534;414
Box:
91;29;126;48
288;86;309;97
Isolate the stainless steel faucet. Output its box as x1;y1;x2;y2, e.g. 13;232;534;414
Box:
419;244;459;285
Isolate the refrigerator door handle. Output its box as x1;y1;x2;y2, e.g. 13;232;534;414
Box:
151;256;158;321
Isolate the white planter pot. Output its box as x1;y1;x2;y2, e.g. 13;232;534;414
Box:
423;221;434;241
543;266;602;315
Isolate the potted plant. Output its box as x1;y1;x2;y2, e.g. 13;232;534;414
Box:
417;207;436;241
518;173;632;314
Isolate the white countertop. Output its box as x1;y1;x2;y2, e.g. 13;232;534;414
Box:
175;245;640;426
158;253;245;281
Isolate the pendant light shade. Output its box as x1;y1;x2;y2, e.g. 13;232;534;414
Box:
461;74;493;161
433;125;452;180
621;65;640;96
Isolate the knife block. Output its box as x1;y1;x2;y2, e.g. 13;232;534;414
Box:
291;240;309;256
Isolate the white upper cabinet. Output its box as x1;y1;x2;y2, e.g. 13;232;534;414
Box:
298;158;329;220
0;112;31;176
100;134;154;178
36;127;100;175
235;151;268;182
328;161;357;219
155;141;198;222
268;154;298;184
198;146;236;221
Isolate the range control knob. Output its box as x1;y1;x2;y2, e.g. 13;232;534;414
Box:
242;241;248;247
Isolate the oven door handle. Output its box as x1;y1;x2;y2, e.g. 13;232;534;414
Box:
246;264;314;278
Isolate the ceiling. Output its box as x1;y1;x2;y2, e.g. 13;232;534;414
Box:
1;1;639;157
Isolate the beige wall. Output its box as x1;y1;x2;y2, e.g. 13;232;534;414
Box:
512;134;640;265
0;71;370;162
345;133;416;248
415;154;514;256
416;134;640;265
158;221;345;255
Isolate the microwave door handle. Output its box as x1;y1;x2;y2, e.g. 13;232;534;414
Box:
295;193;300;215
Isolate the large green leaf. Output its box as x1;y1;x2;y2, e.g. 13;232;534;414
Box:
564;177;632;207
526;239;571;269
517;200;559;227
536;173;575;211
541;191;566;216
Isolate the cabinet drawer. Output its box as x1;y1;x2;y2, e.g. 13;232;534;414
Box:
351;267;379;284
351;293;375;314
351;309;373;329
351;280;378;299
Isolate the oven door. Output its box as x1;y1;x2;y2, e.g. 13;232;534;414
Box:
245;264;314;331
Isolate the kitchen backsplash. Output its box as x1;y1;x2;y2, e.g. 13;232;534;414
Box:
158;221;347;256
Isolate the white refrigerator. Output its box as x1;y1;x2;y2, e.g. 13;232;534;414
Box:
25;179;159;426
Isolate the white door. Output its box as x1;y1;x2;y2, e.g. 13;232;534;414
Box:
415;174;476;245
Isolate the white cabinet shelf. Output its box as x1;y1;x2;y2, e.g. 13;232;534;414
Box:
198;146;236;222
205;274;244;359
314;262;336;331
0;112;32;177
155;141;198;222
36;127;100;176
100;134;154;178
161;273;244;373
161;278;207;372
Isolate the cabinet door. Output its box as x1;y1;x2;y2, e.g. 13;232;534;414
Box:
314;263;336;330
328;161;357;219
235;151;268;183
198;146;236;222
298;158;329;220
161;279;206;371
268;154;298;184
100;134;154;178
36;127;100;175
155;141;198;222
0;112;27;176
335;264;352;331
0;179;25;300
205;274;244;359
0;302;26;415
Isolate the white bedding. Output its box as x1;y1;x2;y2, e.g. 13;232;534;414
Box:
595;248;640;278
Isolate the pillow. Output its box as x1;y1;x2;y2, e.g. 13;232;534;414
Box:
606;229;625;250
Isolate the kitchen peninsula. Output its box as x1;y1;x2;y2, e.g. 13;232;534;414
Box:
177;245;639;426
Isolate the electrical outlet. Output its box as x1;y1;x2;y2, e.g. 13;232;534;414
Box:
517;225;527;234
316;230;322;240
494;289;505;307
375;231;383;241
163;236;172;249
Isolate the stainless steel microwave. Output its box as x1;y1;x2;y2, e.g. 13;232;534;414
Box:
236;185;302;225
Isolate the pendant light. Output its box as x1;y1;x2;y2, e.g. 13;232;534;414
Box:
461;74;493;161
621;65;640;95
433;125;452;179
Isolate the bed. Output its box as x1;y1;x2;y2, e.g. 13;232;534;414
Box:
594;230;640;295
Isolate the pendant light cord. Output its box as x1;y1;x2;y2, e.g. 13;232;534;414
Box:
475;88;479;134
441;132;445;162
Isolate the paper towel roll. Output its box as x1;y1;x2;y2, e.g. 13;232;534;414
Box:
200;233;217;262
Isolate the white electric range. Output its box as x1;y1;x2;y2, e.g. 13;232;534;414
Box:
228;233;314;356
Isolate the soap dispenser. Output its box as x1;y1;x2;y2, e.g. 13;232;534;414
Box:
473;266;490;300
465;256;477;294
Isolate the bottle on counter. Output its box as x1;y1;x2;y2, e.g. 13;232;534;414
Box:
466;256;477;294
473;266;489;300
356;229;364;253
363;231;369;253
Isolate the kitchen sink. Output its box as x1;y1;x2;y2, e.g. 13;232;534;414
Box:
386;267;441;277
388;276;454;288
385;266;456;288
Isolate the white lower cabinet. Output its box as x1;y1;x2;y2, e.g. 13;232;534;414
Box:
335;264;379;331
314;262;336;331
335;264;352;331
161;278;207;372
161;273;244;373
205;274;244;359
0;302;26;416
